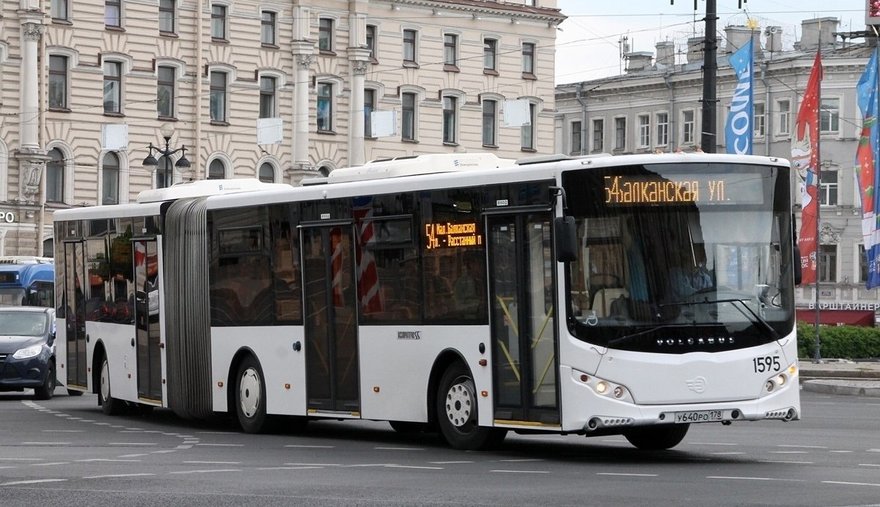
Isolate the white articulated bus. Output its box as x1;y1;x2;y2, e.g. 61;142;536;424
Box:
53;152;800;450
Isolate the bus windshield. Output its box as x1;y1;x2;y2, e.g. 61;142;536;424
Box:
563;162;795;353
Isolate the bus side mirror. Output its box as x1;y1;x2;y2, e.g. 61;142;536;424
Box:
555;216;577;263
793;245;802;286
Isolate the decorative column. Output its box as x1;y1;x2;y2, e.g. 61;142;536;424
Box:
16;16;48;203
290;42;314;183
348;51;371;167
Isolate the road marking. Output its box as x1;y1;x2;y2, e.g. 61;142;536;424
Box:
1;479;68;486
23;442;70;446
258;466;324;471
196;443;243;447
285;462;342;467
769;451;808;454
374;446;424;451
152;450;178;454
284;444;334;449
822;481;880;488
42;430;84;433
759;460;814;465
32;462;69;467
384;464;443;470
499;459;543;462
183;461;241;465
430;460;474;464
0;458;42;461
83;473;155;479
598;473;658;477
169;469;242;475
77;459;142;463
707;476;804;482
108;442;158;446
777;444;827;449
490;470;549;474
830;450;853;453
869;449;880;453
118;454;148;458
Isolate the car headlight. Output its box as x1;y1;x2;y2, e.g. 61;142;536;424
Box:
12;344;43;360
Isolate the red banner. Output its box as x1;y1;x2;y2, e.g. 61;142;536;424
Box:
792;52;823;285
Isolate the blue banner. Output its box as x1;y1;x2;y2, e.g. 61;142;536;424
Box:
725;38;754;155
856;48;880;289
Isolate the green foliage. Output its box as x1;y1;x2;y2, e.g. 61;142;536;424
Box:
796;323;880;359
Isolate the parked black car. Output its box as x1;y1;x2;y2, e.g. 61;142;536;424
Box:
0;306;56;399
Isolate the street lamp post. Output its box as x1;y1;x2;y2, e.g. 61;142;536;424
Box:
142;124;191;188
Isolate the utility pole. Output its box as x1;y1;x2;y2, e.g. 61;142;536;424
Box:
701;0;718;152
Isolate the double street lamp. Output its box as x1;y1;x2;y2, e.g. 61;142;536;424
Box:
142;124;191;188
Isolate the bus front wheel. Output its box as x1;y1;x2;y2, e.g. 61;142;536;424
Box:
436;362;505;450
623;424;690;450
235;356;267;434
99;357;125;415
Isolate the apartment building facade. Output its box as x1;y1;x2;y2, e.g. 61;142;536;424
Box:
1;0;564;256
556;18;880;322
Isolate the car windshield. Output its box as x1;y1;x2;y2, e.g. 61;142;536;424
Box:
563;162;795;353
0;312;48;336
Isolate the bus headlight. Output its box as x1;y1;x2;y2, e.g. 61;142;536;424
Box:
762;363;797;395
572;369;633;403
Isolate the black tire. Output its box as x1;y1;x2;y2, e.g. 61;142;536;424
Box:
67;389;84;396
99;357;125;415
436;362;506;450
34;360;56;400
624;424;690;450
235;355;267;433
389;421;426;434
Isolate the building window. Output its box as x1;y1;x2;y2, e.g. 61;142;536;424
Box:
46;148;64;203
157;65;175;118
51;0;68;21
483;39;498;73
444;34;458;69
401;92;416;141
777;99;791;136
819;168;838;206
614;117;626;151
364;89;375;138
570;120;582;155
442;96;457;144
261;11;276;45
820;98;840;134
208;160;226;179
403;29;417;64
859;244;869;283
319;18;334;52
482;99;497;147
655;112;669;146
317;82;333;132
159;0;176;34
819;244;837;283
105;0;121;28
638;114;650;148
592;118;604;152
49;55;68;110
682;110;695;144
258;162;274;183
754;102;766;138
103;61;122;114
259;76;276;118
522;42;536;77
211;4;227;40
102;152;119;205
366;25;377;60
210;71;227;122
521;103;536;150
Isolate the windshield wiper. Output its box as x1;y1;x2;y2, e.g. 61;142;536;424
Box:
660;298;779;341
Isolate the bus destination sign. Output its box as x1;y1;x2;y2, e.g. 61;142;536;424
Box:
425;221;482;249
603;173;765;206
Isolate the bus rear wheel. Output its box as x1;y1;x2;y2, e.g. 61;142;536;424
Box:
623;424;690;450
436;362;505;450
235;356;267;434
99;357;125;415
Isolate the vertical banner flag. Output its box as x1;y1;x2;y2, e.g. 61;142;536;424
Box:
856;47;880;289
792;52;823;285
725;38;754;155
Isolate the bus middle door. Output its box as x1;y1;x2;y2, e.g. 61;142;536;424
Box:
487;212;559;426
301;223;360;415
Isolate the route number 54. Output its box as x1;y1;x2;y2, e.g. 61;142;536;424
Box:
753;355;781;373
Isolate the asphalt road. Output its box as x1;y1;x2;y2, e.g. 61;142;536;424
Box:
0;388;878;507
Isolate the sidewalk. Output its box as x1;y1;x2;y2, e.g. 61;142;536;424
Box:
799;359;880;397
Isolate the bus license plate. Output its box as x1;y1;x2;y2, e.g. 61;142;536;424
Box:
673;410;723;423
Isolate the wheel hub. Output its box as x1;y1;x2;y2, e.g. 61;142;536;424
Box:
100;361;111;401
239;367;261;418
445;378;474;428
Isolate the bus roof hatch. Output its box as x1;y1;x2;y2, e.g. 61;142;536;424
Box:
326;152;515;184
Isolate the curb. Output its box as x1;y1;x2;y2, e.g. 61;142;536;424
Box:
801;379;880;397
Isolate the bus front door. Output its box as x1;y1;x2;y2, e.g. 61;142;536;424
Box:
134;239;162;401
301;225;360;414
63;241;88;390
487;213;559;425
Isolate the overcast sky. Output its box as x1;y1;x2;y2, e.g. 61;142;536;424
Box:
554;0;869;84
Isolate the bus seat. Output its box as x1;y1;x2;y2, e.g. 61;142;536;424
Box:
591;288;628;318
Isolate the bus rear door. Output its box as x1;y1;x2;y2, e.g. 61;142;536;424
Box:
487;212;559;426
